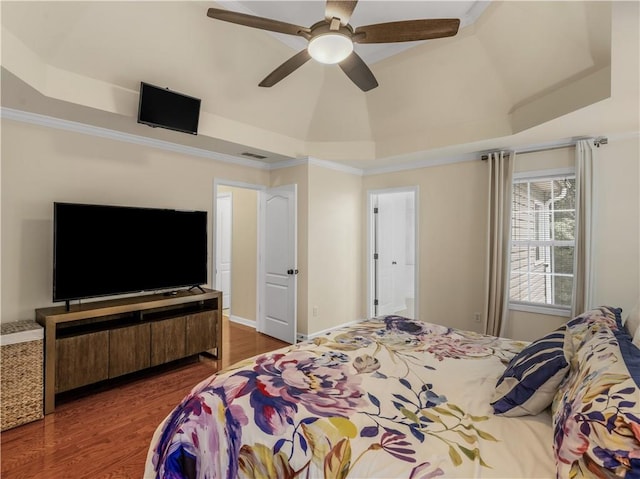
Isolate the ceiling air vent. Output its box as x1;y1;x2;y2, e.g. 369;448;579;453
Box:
241;152;268;160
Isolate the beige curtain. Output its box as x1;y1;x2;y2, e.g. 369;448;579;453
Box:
484;151;514;337
571;140;596;317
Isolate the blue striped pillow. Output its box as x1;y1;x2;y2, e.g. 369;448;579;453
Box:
491;326;572;416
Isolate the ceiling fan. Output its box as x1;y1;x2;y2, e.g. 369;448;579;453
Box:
206;1;460;92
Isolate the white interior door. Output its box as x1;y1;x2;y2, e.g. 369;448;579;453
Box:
260;185;297;344
259;185;298;344
371;188;418;319
216;193;232;310
377;193;401;315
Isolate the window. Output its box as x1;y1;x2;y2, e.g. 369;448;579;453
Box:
509;174;576;310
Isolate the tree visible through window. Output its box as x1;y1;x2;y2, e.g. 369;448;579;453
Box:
509;175;576;308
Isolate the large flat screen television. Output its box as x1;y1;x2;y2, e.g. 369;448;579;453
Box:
53;202;207;303
137;82;201;135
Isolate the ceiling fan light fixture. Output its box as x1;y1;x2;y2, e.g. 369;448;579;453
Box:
308;33;353;64
206;3;461;91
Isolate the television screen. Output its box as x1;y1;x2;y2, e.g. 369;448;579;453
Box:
53;202;207;302
137;82;201;135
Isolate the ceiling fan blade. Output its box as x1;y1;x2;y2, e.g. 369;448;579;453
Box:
354;18;460;44
259;50;312;87
339;52;378;92
207;8;310;37
325;0;358;26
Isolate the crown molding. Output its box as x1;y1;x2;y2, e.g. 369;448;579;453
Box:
307;157;363;176
605;131;640;141
268;157;363;176
267;157;308;170
1;107;361;175
4;107;635;178
0;105;470;175
364;150;479;176
0;107;271;170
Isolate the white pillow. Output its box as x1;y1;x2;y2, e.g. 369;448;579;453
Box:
623;301;640;341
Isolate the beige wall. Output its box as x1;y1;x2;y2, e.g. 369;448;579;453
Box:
2;119;637;345
513;146;574;174
591;137;639;315
363;160;489;333
363;137;640;341
267;163;363;337
1;120;269;323
218;185;258;323
307;164;363;334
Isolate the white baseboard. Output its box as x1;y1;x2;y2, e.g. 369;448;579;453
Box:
228;315;257;329
296;319;365;342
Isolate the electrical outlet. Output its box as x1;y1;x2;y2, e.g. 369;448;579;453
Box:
313;306;319;317
474;312;481;323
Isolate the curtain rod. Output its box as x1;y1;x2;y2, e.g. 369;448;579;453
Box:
480;137;608;160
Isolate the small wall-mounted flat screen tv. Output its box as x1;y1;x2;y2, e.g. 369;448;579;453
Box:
137;82;201;135
53;202;207;302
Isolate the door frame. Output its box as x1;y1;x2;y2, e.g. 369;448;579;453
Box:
366;186;420;319
215;191;232;311
213;179;265;331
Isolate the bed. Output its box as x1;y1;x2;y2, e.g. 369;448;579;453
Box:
145;307;639;478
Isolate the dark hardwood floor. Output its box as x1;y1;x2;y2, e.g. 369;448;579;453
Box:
0;316;288;478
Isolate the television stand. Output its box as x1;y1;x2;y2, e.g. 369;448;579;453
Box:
188;285;206;294
36;288;221;414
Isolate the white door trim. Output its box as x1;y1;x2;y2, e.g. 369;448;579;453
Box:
216;191;232;311
366;186;420;319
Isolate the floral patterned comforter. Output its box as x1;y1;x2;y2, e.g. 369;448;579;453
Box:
145;316;556;478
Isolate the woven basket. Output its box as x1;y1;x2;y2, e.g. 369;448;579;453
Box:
1;323;44;431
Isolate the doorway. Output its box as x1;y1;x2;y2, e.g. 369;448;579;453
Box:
213;180;298;344
368;187;419;319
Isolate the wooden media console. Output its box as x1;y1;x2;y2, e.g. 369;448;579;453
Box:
36;288;221;414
